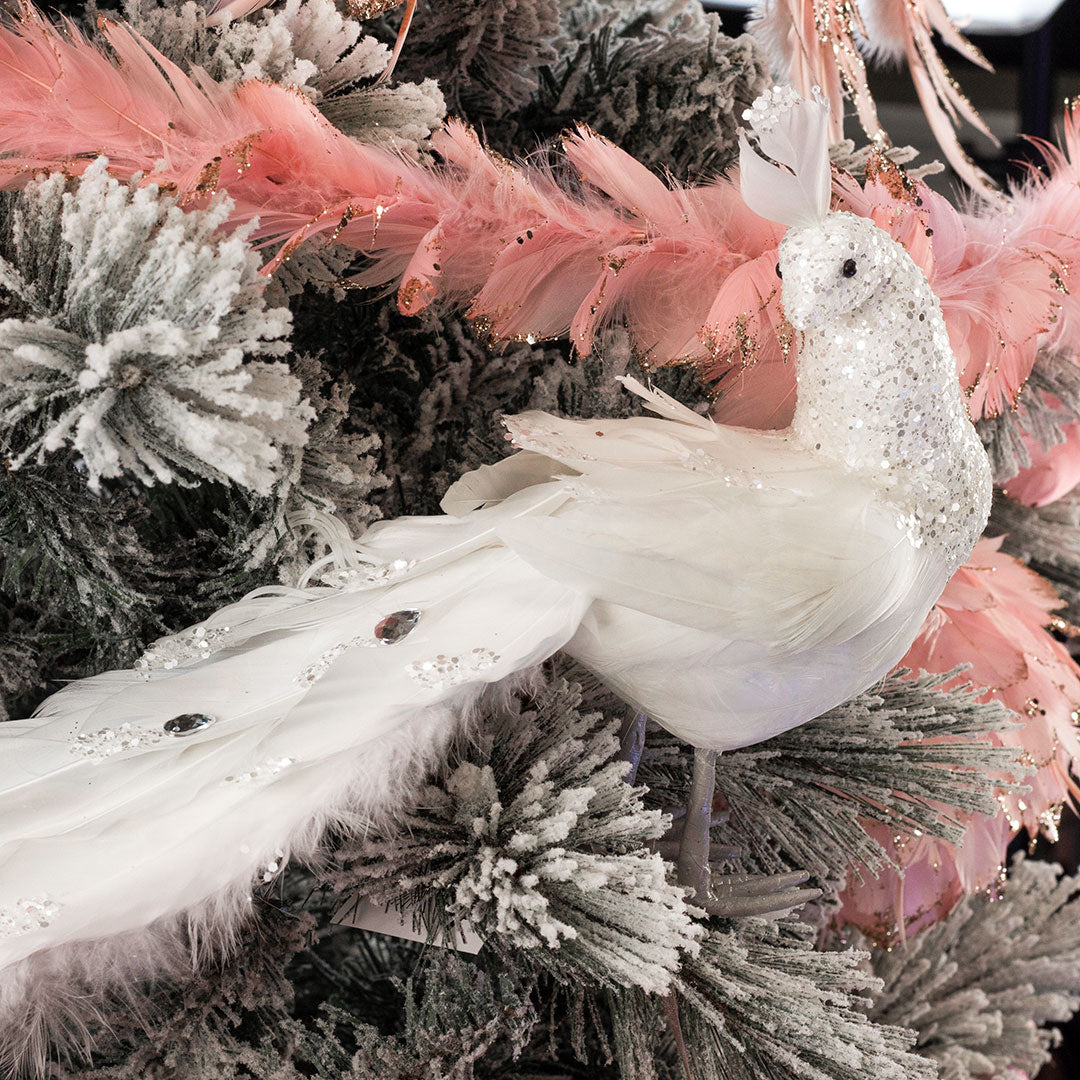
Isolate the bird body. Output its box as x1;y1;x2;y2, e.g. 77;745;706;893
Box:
0;87;991;1071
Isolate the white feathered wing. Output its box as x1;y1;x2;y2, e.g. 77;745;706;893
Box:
454;378;943;746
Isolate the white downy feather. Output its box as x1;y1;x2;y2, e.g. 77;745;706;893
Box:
738;86;831;228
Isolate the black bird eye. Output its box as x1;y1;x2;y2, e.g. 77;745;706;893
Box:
775;262;782;279
842;258;857;278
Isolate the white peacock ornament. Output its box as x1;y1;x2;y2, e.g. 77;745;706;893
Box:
0;87;991;1070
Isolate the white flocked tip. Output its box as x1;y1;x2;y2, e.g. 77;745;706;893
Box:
738;86;831;229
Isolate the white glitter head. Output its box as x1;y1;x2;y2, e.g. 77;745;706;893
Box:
738;86;831;228
777;211;897;330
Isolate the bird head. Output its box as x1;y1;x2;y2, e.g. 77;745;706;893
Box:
776;212;897;331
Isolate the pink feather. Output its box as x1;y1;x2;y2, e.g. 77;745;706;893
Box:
750;0;999;198
0;11;786;367
747;1;869;144
1008;416;1080;507
0;8;446;274
937;215;1064;420
838;813;1011;947
399;124;782;360
840;537;1080;945
558;132;784;361
1008;105;1080;349
886;0;1001;200
701;249;794;427
711;353;799;431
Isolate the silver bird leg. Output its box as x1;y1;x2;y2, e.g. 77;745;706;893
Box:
677;747;717;901
661;746;715;1080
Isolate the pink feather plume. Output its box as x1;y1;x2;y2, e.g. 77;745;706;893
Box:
1008;415;1080;507
869;0;1000;197
750;0;1000;199
0;7;447;272
838;813;1012;947
840;537;1080;945
746;1;866;145
1009;103;1080;348
0;9;782;364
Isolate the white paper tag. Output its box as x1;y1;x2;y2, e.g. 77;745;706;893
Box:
332;897;485;954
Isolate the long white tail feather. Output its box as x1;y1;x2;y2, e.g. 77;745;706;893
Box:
2;675;534;1077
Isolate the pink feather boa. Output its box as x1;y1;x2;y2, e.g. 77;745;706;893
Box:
4;8;1080;428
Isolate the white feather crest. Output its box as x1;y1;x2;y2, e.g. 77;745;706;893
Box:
738;86;831;228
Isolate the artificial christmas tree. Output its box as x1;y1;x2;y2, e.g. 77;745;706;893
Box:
3;2;1080;1078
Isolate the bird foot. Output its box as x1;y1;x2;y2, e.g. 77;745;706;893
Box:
671;748;819;917
700;870;820;919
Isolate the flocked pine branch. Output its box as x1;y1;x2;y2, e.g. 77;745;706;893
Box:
285;355;385;530
249;962;539;1080
673;921;935;1080
375;0;561;120
866;854;1080;1080
0;609;41;721
327;674;702;996
0;161;307;495
0;457;170;683
332;295;706;519
121;0;446;153
115;0;444;298
46;901;316;1080
556;0;708;44
639;670;1021;883
122;0;385;99
265;924;935;1080
234;352;386;577
339;305;567;517
522;12;768;178
303;667;938;1080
